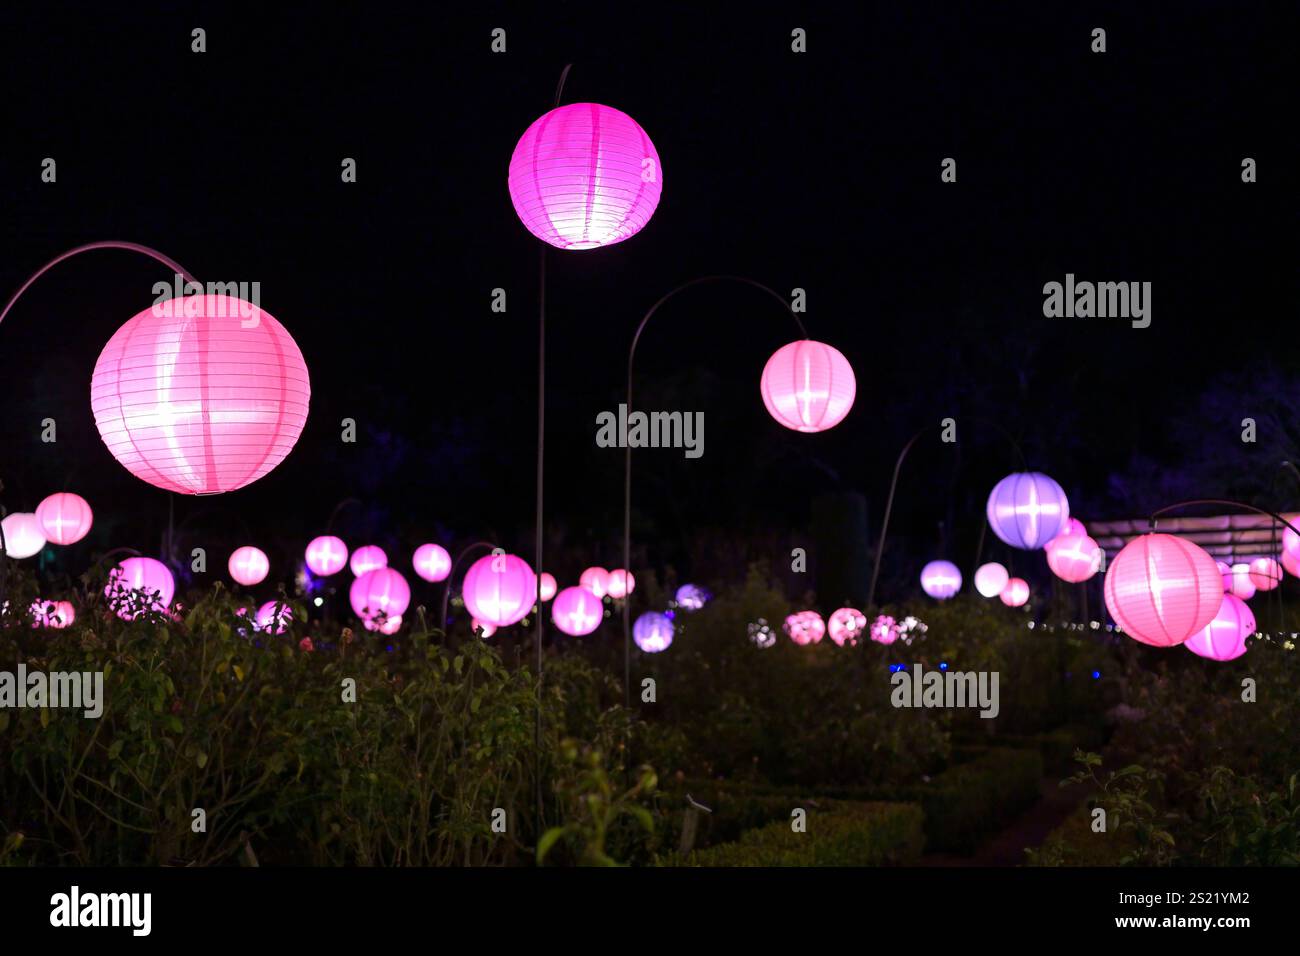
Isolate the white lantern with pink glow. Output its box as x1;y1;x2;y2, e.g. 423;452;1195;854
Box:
35;493;93;545
305;535;349;577
413;543;452;583
552;587;603;636
228;546;270;586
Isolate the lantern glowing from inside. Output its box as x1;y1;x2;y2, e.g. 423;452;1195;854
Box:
579;566;611;599
1000;578;1030;607
1057;517;1087;539
31;600;75;629
539;573;557;602
974;562;1009;598
1184;594;1253;662
365;614;403;636
412;543;452;583
784;610;825;646
463;553;537;628
0;512;46;559
35;492;93;545
350;545;388;577
675;583;710;610
350;568;411;623
1103;534;1222;647
228;546;270;586
1248;556;1282;591
920;560;962;600
1282;549;1300;580
607;569;636;599
106;557;175;620
986;472;1070;550
473;619;497;639
870;614;899;645
508;102;663;251
256;601;295;635
551;586;603;636
1224;563;1256;600
1046;532;1103;583
760;340;856;433
90;295;310;494
305;535;349;577
827;607;866;646
634;611;674;653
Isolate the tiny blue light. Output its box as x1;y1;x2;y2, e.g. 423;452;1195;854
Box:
939;662;948;671
386;645;394;653
1091;670;1101;680
665;609;676;620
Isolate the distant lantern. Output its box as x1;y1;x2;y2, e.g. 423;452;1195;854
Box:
1184;593;1254;662
508;102;663;251
350;545;388;577
1000;578;1030;607
870;614;899;645
228;546;270;586
551;586;603;636
1046;532;1103;583
784;610;825;646
35;492;93;545
463;553;537;628
1224;562;1256;600
920;560;962;600
90;295;310;494
634;611;675;653
256;601;295;635
305;535;349;577
1248;556;1282;591
350;568;412;623
31;600;75;629
539;573;558;602
607;569;636;599
105;557;175;620
974;562;1009;598
827;607;867;646
412;543;452;583
0;512;46;559
760;340;856;433
986;472;1070;550
1103;534;1222;647
1057;517;1087;539
579;566;611;599
675;583;710;610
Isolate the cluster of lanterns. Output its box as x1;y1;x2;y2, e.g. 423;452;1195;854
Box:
1;491;94;560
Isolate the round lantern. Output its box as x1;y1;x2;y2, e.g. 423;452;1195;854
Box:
760;340;856;433
870;614;899;645
1057;517;1087;539
920;560;962;600
675;583;710;610
412;543;452;583
1184;593;1254;662
508;102;663;251
473;619;497;639
986;472;1070;550
105;557;175;620
827;607;867;646
1283;517;1300;556
607;568;636;599
634;611;674;653
350;568;412;623
90;295;310;494
462;553;537;628
784;610;825;646
228;546;270;586
305;535;349;577
1046;532;1103;583
539;573;558;602
551;586;603;636
1282;549;1300;579
350;545;388;577
31;600;75;629
974;562;1009;598
255;601;295;635
579;566;610;599
1248;556;1282;591
1224;562;1256;600
35;492;93;545
1000;578;1030;607
0;512;46;559
1103;534;1223;647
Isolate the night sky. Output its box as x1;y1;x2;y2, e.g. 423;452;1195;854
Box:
1;3;1295;601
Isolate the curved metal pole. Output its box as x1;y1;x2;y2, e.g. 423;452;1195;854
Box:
623;276;809;706
440;540;500;633
1148;498;1300;541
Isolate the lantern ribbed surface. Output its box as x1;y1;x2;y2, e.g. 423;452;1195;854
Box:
412;543;452;583
1248;556;1282;591
1104;534;1223;647
305;535;349;577
920;560;962;599
508;102;663;250
760;340;856;433
90;295;310;494
463;553;537;628
35;492;93;545
552;586;603;636
228;545;270;586
1184;593;1253;661
986;471;1070;550
1046;532;1103;583
634;611;674;653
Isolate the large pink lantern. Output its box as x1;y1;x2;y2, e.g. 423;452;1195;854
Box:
1103;534;1223;647
463;553;537;628
539;573;557;602
412;543;452;583
90;295;310;494
1223;562;1256;600
255;601;295;635
350;545;388;577
0;512;46;559
974;562;1009;598
350;568;411;623
633;611;674;653
228;546;270;586
551;586;603;636
508;102;663;251
986;472;1070;550
1184;594;1254;662
35;492;93;545
579;566;611;599
305;535;349;577
1046;532;1103;583
1281;549;1300;579
827;607;866;646
105;557;175;620
784;610;825;646
760;340;856;433
920;560;962;600
607;568;636;599
1000;578;1030;607
1248;556;1282;591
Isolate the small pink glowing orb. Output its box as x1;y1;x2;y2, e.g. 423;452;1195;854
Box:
1224;563;1256;600
551;586;604;636
0;512;46;559
305;535;349;577
1046;532;1103;584
784;610;826;646
634;611;674;653
228;546;270;586
473;619;497;639
1057;517;1087;539
579;566;611;599
350;568;412;623
760;340;856;433
539;573;557;602
35;492;93;545
350;545;388;577
870;614;899;645
607;569;636;599
974;562;1009;598
1000;578;1030;607
412;543;452;583
463;553;537;628
1184;594;1253;662
1282;549;1300;579
508;102;663;251
986;472;1070;550
31;600;75;629
256;601;295;635
920;560;962;600
106;557;175;620
827;607;867;646
90;295;310;494
364;614;403;635
1103;534;1222;647
1248;556;1282;591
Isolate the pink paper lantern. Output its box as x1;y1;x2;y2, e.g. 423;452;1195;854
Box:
1184;594;1253;662
350;568;412;623
350;545;388;577
105;557;175;620
365;613;403;636
228;546;270;586
1103;534;1223;647
607;568;636;599
35;492;93;545
473;619;497;639
986;472;1070;550
1282;549;1300;579
1224;562;1256;600
412;543;452;583
256;601;295;635
508;102;663;251
579;566;611;599
1283;516;1300;556
920;560;962;600
1248;556;1282;591
974;562;1009;598
463;553;537;628
305;535;349;577
1057;517;1087;539
634;611;674;653
90;295;310;494
539;573;557;602
870;614;899;645
0;512;46;559
784;610;825;646
551;586;603;636
827;607;867;646
1000;578;1030;607
1046;532;1103;583
31;600;75;629
760;340;856;433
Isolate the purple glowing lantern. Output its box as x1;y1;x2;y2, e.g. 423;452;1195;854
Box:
920;560;962;600
986;472;1070;550
633;611;674;653
675;583;710;610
